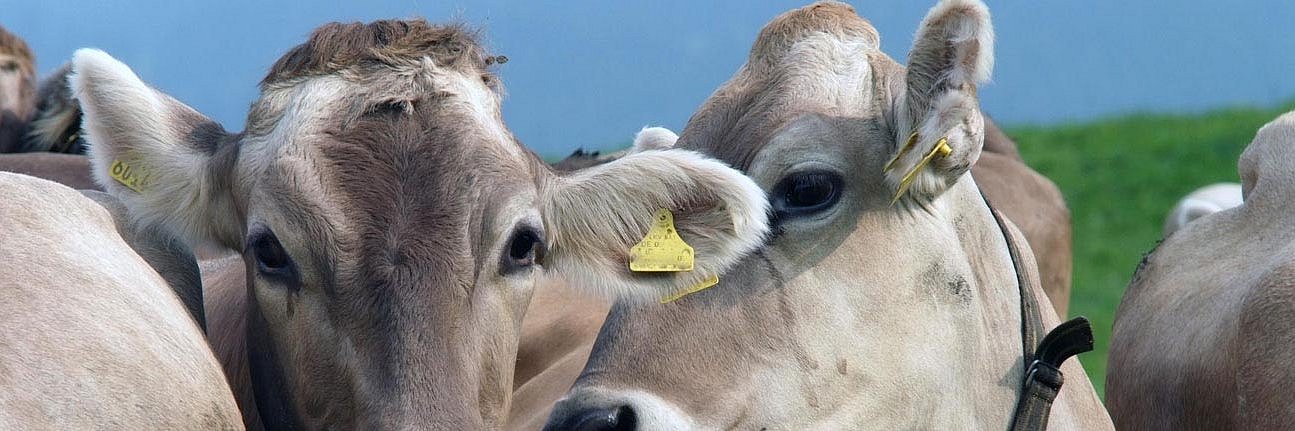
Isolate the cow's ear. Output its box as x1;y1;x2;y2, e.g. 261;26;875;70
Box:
72;48;241;248
630;126;678;153
886;0;993;204
1239;112;1295;204
541;149;769;303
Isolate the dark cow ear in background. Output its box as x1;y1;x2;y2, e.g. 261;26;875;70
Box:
885;0;993;205
20;63;87;154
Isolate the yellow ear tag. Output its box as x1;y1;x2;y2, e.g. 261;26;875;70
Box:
883;131;921;172
629;208;695;272
108;159;150;193
890;136;952;205
660;274;720;304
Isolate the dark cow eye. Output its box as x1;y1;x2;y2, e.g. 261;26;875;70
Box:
0;62;16;72
248;228;299;286
503;227;545;273
772;171;843;217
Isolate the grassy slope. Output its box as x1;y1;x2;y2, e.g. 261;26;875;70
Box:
1006;101;1295;397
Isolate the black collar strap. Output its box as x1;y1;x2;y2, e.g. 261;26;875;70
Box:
983;197;1095;431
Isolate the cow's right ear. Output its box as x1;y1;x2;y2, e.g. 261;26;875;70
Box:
72;48;242;248
541;149;769;303
887;0;993;204
1239;111;1295;204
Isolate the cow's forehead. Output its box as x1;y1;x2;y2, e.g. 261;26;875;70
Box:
231;21;538;267
243;19;506;150
259;20;493;90
241;74;537;237
678;9;899;170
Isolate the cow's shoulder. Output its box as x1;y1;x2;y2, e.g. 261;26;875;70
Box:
0;172;240;428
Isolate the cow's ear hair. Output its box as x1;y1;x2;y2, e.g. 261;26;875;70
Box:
886;0;993;204
630;126;678;153
541;149;768;303
72;48;241;248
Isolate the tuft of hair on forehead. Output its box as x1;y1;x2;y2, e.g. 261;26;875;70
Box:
0;25;35;74
747;1;878;71
261;19;496;89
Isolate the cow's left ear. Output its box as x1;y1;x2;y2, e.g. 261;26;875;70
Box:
541;149;768;303
887;0;993;204
71;48;241;248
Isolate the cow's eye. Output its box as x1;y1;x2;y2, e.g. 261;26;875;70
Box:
771;171;843;217
502;226;545;274
247;227;300;288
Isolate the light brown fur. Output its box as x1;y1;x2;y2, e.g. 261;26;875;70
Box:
507;280;611;431
0;153;98;190
0;172;241;429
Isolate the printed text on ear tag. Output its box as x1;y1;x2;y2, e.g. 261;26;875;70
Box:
109;159;150;193
660;274;719;304
629;208;695;272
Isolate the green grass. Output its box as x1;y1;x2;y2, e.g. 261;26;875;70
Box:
1006;101;1295;397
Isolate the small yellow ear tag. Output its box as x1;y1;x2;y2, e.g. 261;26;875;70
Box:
890;136;952;205
660;274;720;304
629;208;695;272
108;159;150;193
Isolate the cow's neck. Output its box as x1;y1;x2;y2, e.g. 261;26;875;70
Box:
919;176;1030;423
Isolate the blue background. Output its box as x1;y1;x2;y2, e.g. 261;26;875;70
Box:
5;1;1294;156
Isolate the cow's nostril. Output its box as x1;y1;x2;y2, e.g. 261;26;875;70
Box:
547;405;637;431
